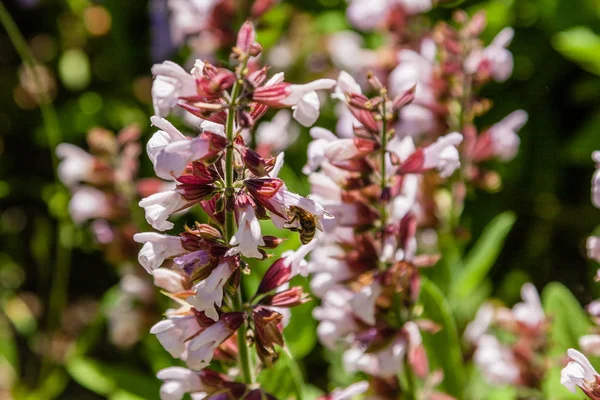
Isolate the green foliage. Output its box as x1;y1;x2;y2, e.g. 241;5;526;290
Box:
419;278;465;398
451;212;516;302
66;357;160;399
541;282;593;399
553;27;600;75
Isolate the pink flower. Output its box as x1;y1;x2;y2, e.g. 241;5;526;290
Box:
133;232;185;273
56;143;95;187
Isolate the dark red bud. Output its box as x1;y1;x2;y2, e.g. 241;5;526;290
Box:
257;258;291;295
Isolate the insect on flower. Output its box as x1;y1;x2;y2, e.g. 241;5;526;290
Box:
284;205;318;245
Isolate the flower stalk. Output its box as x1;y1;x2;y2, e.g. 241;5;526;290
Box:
225;56;255;385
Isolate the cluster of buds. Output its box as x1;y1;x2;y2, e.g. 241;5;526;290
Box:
56;125;164;348
465;283;547;388
137;22;338;399
297;70;463;398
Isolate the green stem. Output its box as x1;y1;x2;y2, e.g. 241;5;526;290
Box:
379;100;389;272
224;58;255;385
0;2;72;384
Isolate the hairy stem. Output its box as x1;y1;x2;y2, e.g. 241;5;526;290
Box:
224;58;255;385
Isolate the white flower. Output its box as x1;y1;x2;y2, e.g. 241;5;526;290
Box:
186;262;233;321
399;0;432;14
349;281;382;325
389;41;435;99
587;236;600;263
346;0;389;31
329;381;369;400
280;236;318;277
139;190;190;231
303;127;338;174
148;117;187;180
151;315;201;358
133;232;185;273
153;136;213;180
474;335;519;385
157;367;206;400
333;71;362;101
489;110;528;161
255;110;299;152
328;31;376;72
153;269;188;293
561;348;599;393
464;303;494;344
343;337;407;378
56;143;95;187
465;28;515;82
512;283;544;328
423;132;463;177
581;335;600;357
69;186;111;224
184;318;234;370
313;287;357;349
229;204;264;259
283;79;336;127
167;1;217;46
151;60;199;117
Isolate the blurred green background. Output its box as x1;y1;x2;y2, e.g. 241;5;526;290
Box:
2;0;600;398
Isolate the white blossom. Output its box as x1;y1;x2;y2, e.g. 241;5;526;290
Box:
133;232;185;273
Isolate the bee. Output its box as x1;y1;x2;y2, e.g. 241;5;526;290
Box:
284;206;317;245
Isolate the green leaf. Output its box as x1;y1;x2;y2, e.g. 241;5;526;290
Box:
553;27;600;76
419;278;465;398
66;357;160;398
66;357;115;396
542;282;591;356
451;212;516;301
541;282;592;399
